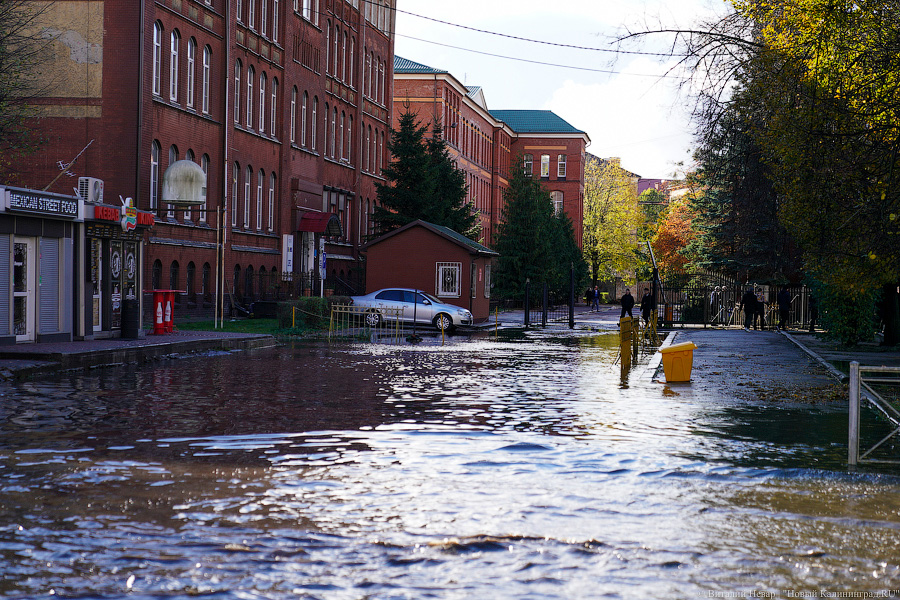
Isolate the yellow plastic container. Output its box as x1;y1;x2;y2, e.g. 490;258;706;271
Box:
660;341;698;382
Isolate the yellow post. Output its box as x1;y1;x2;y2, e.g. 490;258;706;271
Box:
495;306;499;339
619;316;632;369
632;315;639;359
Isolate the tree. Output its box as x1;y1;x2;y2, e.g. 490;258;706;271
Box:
651;197;697;275
493;160;586;300
581;157;643;284
373;111;475;238
0;1;57;178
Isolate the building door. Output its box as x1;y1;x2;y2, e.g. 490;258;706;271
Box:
13;237;35;342
90;239;103;332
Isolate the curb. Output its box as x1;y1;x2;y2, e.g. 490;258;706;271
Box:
779;330;849;383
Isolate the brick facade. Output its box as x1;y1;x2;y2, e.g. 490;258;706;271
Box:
15;0;397;316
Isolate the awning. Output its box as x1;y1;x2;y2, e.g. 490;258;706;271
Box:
297;211;343;237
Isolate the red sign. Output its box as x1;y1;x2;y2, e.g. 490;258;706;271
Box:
95;205;120;222
138;211;155;227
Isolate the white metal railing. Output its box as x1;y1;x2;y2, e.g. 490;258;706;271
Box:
848;361;900;466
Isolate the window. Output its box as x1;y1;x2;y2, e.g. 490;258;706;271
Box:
551;191;563;215
339;111;345;160
150;140;160;210
184;149;195;220
246;66;254;127
330;106;337;158
557;154;567;178
323;101;329;154
260;0;267;36
248;0;256;29
311;96;318;150
256;169;263;229
169;30;180;102
244;165;252;228
436;262;462;298
152;260;162;290
202;263;211;299
471;262;476;299
301;91;308;146
341;31;347;81
186;38;196;108
523;153;533;176
270;77;278;134
200;154;210;223
268;173;276;231
302;0;311;20
259;72;266;132
333;25;339;75
186;262;196;300
290;87;297;143
234;60;242;123
347;115;353;162
170;261;180;291
202;46;211;114
540;154;550;178
484;264;491;299
152;22;162;96
237;0;243;21
232;162;240;226
272;0;279;41
349;37;355;87
325;22;330;74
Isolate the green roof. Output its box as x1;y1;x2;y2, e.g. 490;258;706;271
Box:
394;56;448;75
490;109;585;134
421;221;498;256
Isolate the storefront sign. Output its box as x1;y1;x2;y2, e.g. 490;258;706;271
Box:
92;198;154;230
8;190;78;218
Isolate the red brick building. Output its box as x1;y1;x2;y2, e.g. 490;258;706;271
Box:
393;57;590;249
15;0;397;320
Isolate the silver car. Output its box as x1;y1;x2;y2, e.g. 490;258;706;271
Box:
350;288;473;331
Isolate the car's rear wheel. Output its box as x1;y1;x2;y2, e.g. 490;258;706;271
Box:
366;311;383;327
434;313;453;332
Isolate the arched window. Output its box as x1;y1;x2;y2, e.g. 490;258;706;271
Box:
244;165;252;227
379;60;385;104
323;101;329;155
232;162;240;226
233;264;241;295
311;96;318;150
365;125;371;172
202;46;211;114
236;0;243;22
200;154;210;223
169;30;180;102
152;22;162;96
333;25;339;75
341;30;347;81
186;262;196;300
330;107;337;158
202;262;211;299
259;72;267;132
270;77;278;135
152;260;162;290
256;169;264;230
245;265;255;299
290;87;297;143
379;130;384;174
150;140;160;210
349;36;355;87
246;65;255;128
183;149;195;220
168;145;178;218
301;90;308;146
186;37;196;108
234;59;242;124
169;261;180;291
365;50;371;97
268;172;276;231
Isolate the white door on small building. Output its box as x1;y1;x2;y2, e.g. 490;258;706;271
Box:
13;237;36;342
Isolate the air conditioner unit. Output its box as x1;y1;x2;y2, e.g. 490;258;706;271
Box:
78;177;104;203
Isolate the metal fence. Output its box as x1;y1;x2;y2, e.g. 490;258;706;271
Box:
523;275;576;328
659;283;816;329
849;362;900;465
327;305;405;344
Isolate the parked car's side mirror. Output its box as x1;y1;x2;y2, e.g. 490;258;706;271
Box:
422;299;431;305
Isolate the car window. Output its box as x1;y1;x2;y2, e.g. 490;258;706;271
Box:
422;293;441;304
415;293;431;304
375;290;403;301
401;291;416;303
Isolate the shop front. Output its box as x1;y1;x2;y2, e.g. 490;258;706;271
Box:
0;186;79;345
81;199;154;339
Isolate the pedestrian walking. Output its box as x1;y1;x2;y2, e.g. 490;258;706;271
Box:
754;286;767;330
640;288;653;327
740;286;757;331
591;286;600;312
620;288;635;319
777;286;792;330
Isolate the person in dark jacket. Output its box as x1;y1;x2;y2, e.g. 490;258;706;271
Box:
620;288;635;318
777;286;792;330
740;287;757;331
640;288;653;326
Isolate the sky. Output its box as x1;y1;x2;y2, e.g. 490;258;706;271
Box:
393;0;731;180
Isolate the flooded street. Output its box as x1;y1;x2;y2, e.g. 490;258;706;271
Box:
1;330;899;599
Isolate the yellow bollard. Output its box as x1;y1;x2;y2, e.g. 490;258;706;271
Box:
619;316;633;369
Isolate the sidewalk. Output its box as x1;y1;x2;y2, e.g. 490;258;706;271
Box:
0;331;277;381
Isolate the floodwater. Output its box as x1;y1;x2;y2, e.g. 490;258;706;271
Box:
1;330;899;600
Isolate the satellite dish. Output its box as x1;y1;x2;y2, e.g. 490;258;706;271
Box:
161;159;207;206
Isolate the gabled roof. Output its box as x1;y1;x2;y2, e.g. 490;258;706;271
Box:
394;56;448;75
489;109;586;135
363;220;499;257
466;86;488;110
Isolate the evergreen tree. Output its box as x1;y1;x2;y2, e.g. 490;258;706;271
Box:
373;112;475;238
493;159;585;299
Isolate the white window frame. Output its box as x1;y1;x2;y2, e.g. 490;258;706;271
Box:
150;141;160;210
557;154;567;178
169;30;180;102
186;38;196;108
244;166;252;227
270;77;278;135
523;153;533;176
202;46;211;114
152;23;162;96
246;66;255;128
311;96;317;150
256;169;264;230
436;262;462;298
268;173;276;231
551;190;564;215
290;87;297;143
200;154;209;223
232;162;240;226
259;72;267;132
540;154;550;178
272;0;279;41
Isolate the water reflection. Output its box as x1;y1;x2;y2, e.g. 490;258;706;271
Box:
1;331;899;599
